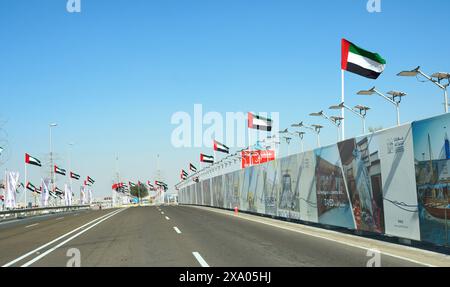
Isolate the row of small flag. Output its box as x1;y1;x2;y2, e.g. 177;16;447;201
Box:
180;112;273;181
25;153;95;186
112;180;168;194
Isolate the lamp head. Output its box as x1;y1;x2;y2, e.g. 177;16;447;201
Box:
357;87;376;96
387;90;407;98
354;105;370;111
397;66;420;77
291;122;304;128
329;102;345;110
431;72;450;80
309;111;323;117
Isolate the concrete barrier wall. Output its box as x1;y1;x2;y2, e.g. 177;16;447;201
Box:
179;113;450;247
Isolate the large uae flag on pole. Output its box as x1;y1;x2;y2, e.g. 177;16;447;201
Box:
213;140;230;154
341;39;386;79
248;113;273;131
54;165;66;176
200;153;214;164
25;153;42;167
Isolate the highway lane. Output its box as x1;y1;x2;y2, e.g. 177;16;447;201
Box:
0;208;117;266
5;206;435;267
157;206;423;267
30;206;199;267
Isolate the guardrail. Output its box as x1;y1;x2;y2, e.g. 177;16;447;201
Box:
0;205;91;221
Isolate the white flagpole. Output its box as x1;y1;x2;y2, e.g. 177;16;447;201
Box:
248;128;252;168
341;69;345;141
24;162;27;209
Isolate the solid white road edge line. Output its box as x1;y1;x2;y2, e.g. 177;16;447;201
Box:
192;252;209;267
173;227;181;234
193;207;437;267
25;223;39;228
2;208;125;267
21;208;127;267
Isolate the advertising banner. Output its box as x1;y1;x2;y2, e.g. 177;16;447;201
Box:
298;151;318;223
178;113;450;246
412;113;450;246
241;150;276;169
377;124;420;241
315;144;355;229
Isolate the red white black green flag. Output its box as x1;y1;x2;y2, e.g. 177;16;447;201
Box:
248;113;273;131
25;153;42;167
200;153;214;164
54;165;66;176
70;172;80;180
341;39;386;79
213;140;229;154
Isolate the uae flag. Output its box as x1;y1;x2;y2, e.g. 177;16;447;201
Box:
181;170;188;177
26;182;37;193
84;180;92;186
25;153;42;167
70;172;80;180
200;153;214;164
155;180;167;187
341;39;386;79
189;163;197;173
248;113;273;131
54;186;64;195
213;140;229;154
54;165;66;176
129;181;136;187
180;173;187;180
147;181;155;189
87;176;95;184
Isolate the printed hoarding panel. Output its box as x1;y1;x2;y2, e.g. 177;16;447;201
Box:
178;113;450;246
195;182;202;205
413;113;450;246
277;154;301;220
224;172;234;209
217;175;224;208
242;167;258;213
232;169;242;209
315;144;355;229
298;151;318;223
202;178;212;206
338;136;385;233
263;159;279;216
378;123;420;240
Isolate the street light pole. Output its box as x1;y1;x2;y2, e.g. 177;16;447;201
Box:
398;67;449;113
357;87;406;126
329;103;370;134
309;111;341;141
49;123;57;206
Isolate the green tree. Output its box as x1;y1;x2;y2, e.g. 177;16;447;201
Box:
130;184;149;199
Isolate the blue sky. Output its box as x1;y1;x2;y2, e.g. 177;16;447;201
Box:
0;0;449;198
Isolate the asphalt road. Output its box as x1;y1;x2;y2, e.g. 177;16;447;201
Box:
0;206;433;267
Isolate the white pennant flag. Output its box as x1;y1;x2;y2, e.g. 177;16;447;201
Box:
64;184;72;206
80;186;86;204
5;171;19;209
86;188;93;204
41;178;50;207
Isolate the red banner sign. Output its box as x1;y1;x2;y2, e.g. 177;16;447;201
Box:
241;150;276;169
